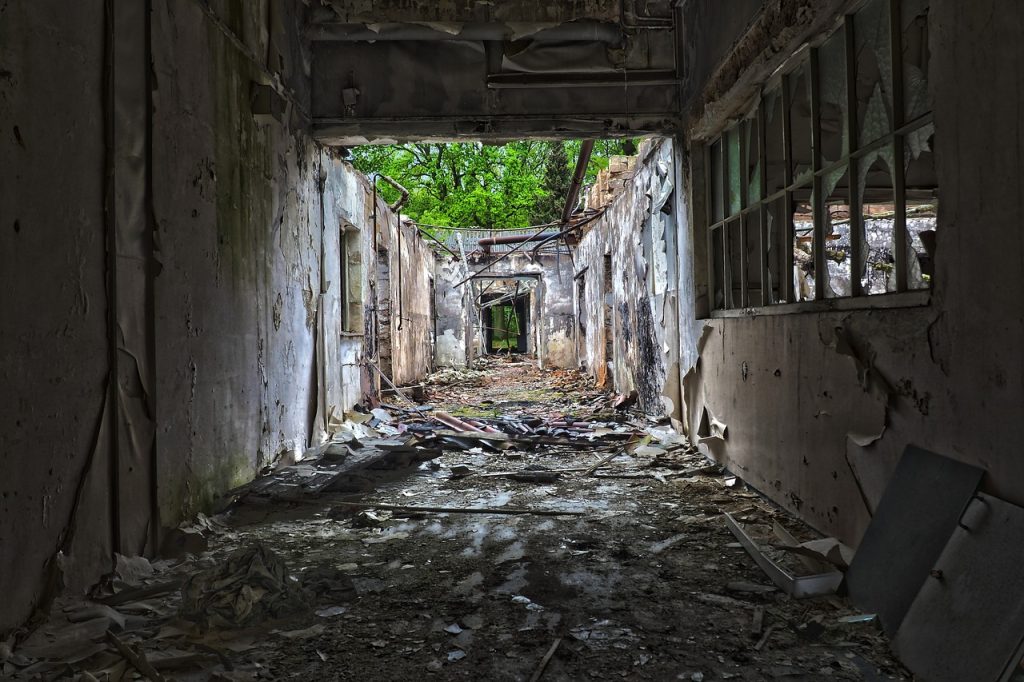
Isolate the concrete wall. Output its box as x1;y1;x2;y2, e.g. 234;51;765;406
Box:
678;0;1024;547
576;140;681;415
0;0;434;636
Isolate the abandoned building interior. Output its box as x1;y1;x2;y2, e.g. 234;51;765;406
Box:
2;0;1023;679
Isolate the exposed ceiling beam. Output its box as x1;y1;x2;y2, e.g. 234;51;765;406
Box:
307;20;624;43
486;70;678;90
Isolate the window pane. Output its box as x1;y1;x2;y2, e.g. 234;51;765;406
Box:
904;125;937;290
818;28;849;166
823;167;853;298
789;66;814;185
855;0;894;145
727;218;743;307
712;227;726;309
858;145;898;294
710;139;724;223
765;197;788;304
727;127;742;215
793;186;816;301
902;0;931;121
745;211;763;306
745;116;762;206
764;88;786;195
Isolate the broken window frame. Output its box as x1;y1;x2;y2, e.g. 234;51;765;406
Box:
704;0;936;315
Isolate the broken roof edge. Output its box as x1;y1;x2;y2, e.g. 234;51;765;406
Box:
687;0;860;141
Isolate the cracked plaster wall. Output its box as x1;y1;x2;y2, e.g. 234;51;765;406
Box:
576;139;679;416
679;0;1024;547
152;0;324;530
435;252;472;368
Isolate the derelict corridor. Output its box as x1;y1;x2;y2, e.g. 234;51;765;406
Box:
2;1;1023;681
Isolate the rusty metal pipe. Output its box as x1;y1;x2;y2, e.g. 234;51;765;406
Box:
478;232;560;252
433;410;486;433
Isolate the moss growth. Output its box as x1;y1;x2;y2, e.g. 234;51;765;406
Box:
449;405;501;419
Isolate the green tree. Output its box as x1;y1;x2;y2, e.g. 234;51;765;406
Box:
350;139;638;231
531;141;571;225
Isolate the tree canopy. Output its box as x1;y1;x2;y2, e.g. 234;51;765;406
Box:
350;139;637;229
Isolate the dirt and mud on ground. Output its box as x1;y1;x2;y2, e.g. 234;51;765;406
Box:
5;356;908;681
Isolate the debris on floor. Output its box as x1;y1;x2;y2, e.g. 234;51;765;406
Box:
3;356;908;681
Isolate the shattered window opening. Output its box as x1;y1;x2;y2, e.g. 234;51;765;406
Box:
703;0;937;313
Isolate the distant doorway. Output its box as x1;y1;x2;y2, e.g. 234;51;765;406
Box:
483;294;529;354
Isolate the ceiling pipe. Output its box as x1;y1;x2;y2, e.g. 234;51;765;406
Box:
307;20;624;43
478;232;561;253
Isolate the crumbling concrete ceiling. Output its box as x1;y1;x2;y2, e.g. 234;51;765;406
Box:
307;0;682;143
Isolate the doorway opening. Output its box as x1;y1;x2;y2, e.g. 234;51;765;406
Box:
482;293;529;354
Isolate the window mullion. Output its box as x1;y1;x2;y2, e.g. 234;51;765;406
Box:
781;75;795;304
845;14;864;298
704;144;718;310
890;0;908;292
739;123;749;308
758;106;771;306
810;49;826;301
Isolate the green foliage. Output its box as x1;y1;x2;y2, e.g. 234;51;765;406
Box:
531;141;571;225
350;139;638;230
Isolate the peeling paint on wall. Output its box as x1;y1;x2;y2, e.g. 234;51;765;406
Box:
576;139;680;414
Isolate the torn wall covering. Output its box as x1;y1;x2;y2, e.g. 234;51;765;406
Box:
576;140;681;416
678;0;1024;548
0;0;434;636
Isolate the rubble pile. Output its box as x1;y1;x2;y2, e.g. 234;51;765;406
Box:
2;357;905;681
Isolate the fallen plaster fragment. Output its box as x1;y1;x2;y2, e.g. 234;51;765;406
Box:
724;512;843;599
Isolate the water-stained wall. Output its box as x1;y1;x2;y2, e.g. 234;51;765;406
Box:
376;217;435;387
